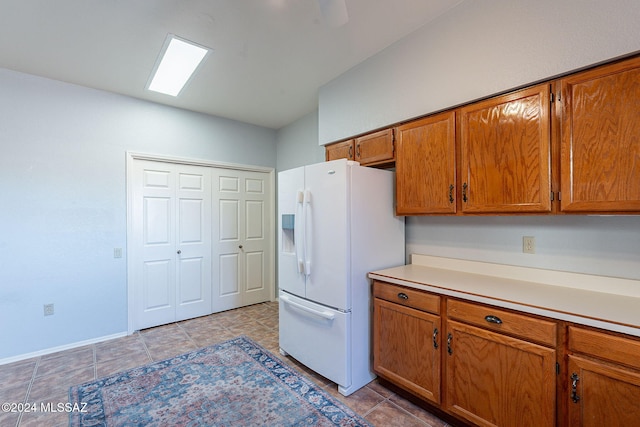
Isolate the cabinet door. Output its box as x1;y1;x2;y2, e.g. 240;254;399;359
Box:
459;84;552;213
559;56;640;212
445;320;556;427
567;355;640;426
354;128;394;166
395;112;456;215
374;298;441;405
325;139;354;161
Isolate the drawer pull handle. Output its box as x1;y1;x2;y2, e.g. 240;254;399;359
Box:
433;328;439;349
484;315;503;324
571;373;580;403
447;333;453;355
397;292;409;300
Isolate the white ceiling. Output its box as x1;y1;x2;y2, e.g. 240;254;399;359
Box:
0;0;462;129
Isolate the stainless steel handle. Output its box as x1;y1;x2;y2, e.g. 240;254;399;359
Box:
484;315;503;324
571;373;580;403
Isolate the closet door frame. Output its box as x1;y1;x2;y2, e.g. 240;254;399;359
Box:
126;152;275;334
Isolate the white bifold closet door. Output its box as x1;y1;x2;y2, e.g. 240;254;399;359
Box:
131;160;212;330
211;168;272;312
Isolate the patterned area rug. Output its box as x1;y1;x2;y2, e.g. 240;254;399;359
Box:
69;336;371;427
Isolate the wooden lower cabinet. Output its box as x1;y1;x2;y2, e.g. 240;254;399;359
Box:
445;320;556;427
373;299;441;404
566;326;640;426
373;280;640;426
566;356;640;426
373;281;441;404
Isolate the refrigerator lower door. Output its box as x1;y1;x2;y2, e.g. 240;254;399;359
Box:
279;291;350;389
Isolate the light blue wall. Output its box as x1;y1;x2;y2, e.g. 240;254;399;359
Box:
319;0;640;144
315;0;640;280
275;109;324;172
0;69;276;360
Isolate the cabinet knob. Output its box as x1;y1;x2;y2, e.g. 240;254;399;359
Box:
397;292;409;300
177;250;182;254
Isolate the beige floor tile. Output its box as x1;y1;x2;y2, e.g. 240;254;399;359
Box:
0;300;448;427
95;351;151;378
35;347;94;378
144;339;198;361
389;394;449;427
325;382;387;416
19;404;69;427
0;410;20;427
94;335;147;363
366;400;432;427
185;328;236;347
0;359;36;391
28;366;94;403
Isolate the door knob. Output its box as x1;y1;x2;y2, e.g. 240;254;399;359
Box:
177;250;181;254
239;245;243;249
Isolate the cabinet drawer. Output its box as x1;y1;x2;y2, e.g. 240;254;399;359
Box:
568;326;640;370
447;299;556;347
373;281;440;314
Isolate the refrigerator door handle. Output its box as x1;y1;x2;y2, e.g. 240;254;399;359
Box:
281;293;335;321
303;189;312;277
295;190;305;274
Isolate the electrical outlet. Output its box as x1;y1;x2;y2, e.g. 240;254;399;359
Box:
523;236;535;254
114;248;123;258
44;303;54;316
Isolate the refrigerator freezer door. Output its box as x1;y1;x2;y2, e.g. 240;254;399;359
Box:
303;160;350;310
279;291;350;388
277;167;307;299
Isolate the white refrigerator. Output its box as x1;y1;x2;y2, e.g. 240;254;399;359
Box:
277;159;404;396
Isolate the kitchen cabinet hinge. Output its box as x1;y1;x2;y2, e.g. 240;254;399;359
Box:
550;191;554;201
550;92;555;103
558;191;562;201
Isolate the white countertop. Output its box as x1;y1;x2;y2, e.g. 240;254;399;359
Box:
368;255;640;338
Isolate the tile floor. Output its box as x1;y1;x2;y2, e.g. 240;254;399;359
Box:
0;301;450;427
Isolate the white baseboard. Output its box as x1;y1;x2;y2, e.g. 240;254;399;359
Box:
0;331;129;366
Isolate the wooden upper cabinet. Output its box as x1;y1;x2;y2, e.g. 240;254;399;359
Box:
559;56;640;212
325;139;354;161
395;112;456;215
459;84;552;213
354;128;395;166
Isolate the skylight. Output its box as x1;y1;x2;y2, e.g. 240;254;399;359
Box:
147;35;210;97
